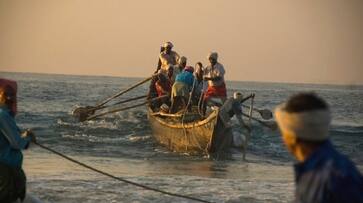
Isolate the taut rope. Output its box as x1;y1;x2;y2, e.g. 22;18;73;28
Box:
33;142;214;203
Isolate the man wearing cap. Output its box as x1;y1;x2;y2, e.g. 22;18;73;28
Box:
0;78;36;202
275;93;363;203
203;52;227;109
156;41;180;78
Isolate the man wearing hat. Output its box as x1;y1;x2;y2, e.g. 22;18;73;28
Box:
149;42;180;101
203;52;227;110
0;78;36;202
156;41;180;79
275;93;363;203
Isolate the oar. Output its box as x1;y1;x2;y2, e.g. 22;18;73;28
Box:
93;95;147;111
73;95;148;122
241;104;273;120
85;95;169;121
73;76;154;121
241;112;277;130
96;76;153;107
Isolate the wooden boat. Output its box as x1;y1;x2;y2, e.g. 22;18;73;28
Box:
148;107;231;155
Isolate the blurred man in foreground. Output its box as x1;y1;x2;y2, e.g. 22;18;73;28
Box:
0;78;36;203
275;93;363;203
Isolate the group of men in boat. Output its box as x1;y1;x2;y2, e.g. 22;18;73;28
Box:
148;42;257;157
148;41;234;115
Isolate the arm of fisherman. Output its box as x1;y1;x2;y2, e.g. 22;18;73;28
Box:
174;51;180;64
156;59;162;73
0;111;31;149
240;93;255;103
156;53;164;73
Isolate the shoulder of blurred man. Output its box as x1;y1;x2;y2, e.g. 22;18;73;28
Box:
294;140;363;203
0;106;12;121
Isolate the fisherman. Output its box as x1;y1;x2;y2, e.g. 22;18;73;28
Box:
154;73;172;107
169;56;187;83
156;41;180;78
193;62;205;106
211;92;254;160
275;93;363;203
203;52;227;109
169;66;195;114
148;46;166;100
149;42;179;101
0;78;36;203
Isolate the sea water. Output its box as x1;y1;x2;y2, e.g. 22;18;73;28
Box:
1;72;362;203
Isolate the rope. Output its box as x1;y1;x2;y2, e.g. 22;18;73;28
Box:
181;78;197;151
33;142;214;203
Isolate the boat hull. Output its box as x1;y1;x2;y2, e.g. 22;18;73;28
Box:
148;108;219;154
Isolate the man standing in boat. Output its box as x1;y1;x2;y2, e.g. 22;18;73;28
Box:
0;78;36;202
275;93;363;203
156;41;180;79
149;42;180;101
203;52;227;110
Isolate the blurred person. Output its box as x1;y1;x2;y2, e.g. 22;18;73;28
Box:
0;78;36;203
275;93;363;203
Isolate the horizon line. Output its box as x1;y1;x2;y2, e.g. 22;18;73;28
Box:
1;70;362;87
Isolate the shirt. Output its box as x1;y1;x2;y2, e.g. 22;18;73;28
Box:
175;71;194;87
294;140;363;203
0;106;30;168
204;62;225;87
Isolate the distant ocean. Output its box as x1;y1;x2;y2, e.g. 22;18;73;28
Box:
1;72;362;203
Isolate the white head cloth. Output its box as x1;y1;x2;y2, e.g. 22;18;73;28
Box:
275;103;331;141
233;92;243;103
207;52;218;60
163;42;173;48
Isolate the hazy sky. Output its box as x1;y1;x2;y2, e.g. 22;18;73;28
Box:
0;0;362;84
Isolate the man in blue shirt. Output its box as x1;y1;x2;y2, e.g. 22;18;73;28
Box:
169;66;195;113
275;93;363;203
0;78;36;203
